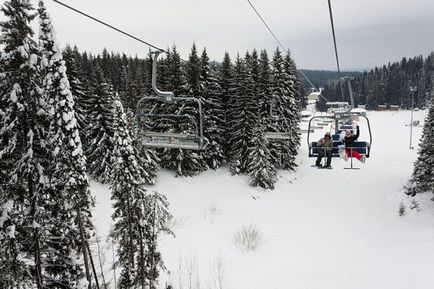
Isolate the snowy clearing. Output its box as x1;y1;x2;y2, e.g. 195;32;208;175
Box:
91;110;434;289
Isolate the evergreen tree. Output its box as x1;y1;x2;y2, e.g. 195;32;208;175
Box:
159;43;208;176
0;0;49;287
84;65;115;183
248;123;277;189
227;54;250;174
200;48;225;169
282;52;302;169
269;48;298;170
63;45;88;146
258;49;272;120
111;98;172;289
244;50;265;173
408;93;434;195
124;55;146;113
218;52;233;154
38;2;95;287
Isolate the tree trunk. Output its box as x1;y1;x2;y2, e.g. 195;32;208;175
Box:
29;175;43;289
87;242;100;289
78;211;92;289
126;195;135;268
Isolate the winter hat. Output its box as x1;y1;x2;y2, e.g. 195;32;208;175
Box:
345;130;352;137
325;132;331;137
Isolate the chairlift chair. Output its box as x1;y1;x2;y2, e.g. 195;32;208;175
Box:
133;51;208;150
263;99;293;139
307;77;372;161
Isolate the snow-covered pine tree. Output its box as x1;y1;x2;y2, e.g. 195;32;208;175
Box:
138;191;173;289
258;49;272;119
269;48;298;170
164;46;186;96
282;52;302;168
63;45;88;144
248;122;277;189
160;43;208;176
227;54;250;174
38;1;95;287
218;52;233;154
0;0;49;287
111;98;172;289
124;55;146;113
84;65;116;183
200;48;225;169
157;46;187;174
152;46;185;138
244;50;267;172
408;93;434;195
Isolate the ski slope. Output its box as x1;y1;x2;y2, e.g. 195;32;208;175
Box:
91;110;434;289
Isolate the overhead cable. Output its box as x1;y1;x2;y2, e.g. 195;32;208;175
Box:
245;0;320;93
52;0;167;53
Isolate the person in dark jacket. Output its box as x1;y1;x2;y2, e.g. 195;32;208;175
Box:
315;132;333;167
341;125;365;163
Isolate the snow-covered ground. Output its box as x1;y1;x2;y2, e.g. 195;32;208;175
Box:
91;110;434;289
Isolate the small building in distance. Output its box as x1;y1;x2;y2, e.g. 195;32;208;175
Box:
307;92;321;101
377;104;387;111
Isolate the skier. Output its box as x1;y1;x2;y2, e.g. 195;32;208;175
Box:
315;132;333;168
340;125;366;163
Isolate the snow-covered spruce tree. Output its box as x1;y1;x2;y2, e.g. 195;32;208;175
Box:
124;55;146;113
244;50;277;187
157;46;188;175
84;65;116;183
283;52;302;161
138;191;173;289
269;48;298;170
0;0;49;287
244;50;266;170
248;122;277;189
63;45;89;146
281;53;301;170
218;52;233;154
200;48;225;169
160;43;208;176
408;94;434;195
153;45;186;137
111;98;172;289
227;54;250;174
38;1;95;287
258;49;272;120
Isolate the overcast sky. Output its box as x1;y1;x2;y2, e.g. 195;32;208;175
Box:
3;0;434;70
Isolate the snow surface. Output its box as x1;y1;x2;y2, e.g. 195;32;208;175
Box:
90;110;434;289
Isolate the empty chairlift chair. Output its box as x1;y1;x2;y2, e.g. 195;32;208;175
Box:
134;51;208;150
263;100;293;140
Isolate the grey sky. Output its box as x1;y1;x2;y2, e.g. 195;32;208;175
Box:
4;0;434;70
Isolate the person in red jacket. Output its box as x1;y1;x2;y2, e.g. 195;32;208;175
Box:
341;125;366;163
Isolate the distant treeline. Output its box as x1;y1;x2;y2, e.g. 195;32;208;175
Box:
298;69;361;90
317;53;434;111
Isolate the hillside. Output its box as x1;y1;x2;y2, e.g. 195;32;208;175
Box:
90;109;434;289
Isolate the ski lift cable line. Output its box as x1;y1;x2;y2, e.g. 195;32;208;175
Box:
52;0;167;53
245;0;286;53
327;0;341;74
327;0;345;101
245;0;319;93
51;0;213;71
